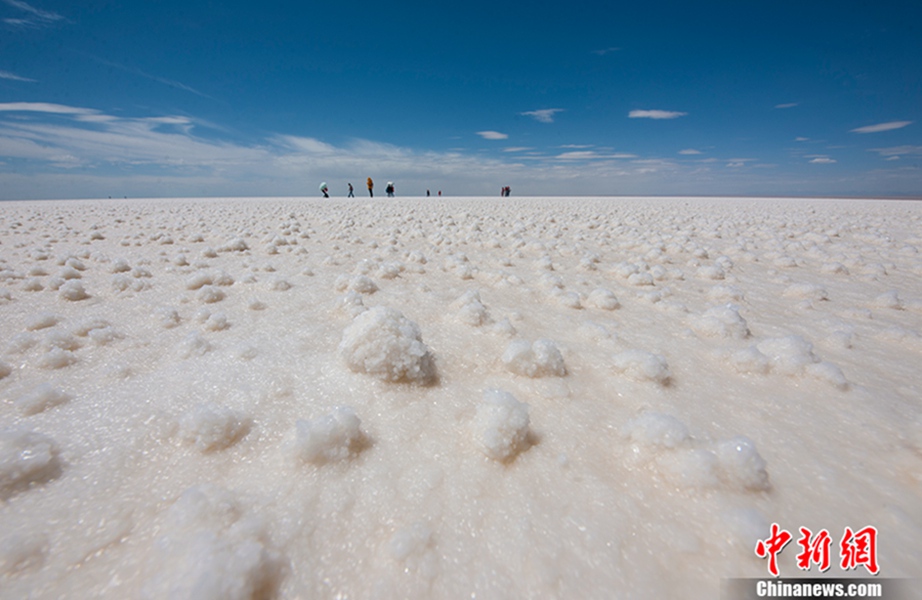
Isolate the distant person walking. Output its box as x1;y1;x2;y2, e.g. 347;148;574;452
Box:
386;182;395;197
367;177;374;197
347;183;354;197
319;182;329;198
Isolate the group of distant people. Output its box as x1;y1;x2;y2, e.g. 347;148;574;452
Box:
318;178;444;198
501;186;511;197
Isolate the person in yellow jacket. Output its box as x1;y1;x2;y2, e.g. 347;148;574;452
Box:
367;177;374;198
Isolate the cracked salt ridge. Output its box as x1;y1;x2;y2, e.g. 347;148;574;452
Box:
0;197;920;598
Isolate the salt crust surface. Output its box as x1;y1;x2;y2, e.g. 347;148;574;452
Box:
0;196;921;598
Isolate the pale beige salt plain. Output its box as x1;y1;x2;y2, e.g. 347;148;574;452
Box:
0;196;920;599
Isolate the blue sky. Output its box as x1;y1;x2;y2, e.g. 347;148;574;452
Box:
1;0;920;199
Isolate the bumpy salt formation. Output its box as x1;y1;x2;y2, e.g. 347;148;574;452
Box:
611;350;670;384
502;339;567;378
472;389;531;461
293;406;365;464
339;306;436;383
179;404;251;452
143;484;283;600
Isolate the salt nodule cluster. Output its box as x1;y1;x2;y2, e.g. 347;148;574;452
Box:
339;306;436;383
624;412;770;492
501;338;567;377
143;484;283;600
292;406;365;464
471;389;531;461
0;197;920;598
179;403;251;453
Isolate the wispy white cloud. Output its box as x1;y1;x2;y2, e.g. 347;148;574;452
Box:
2;0;65;28
520;108;564;123
476;131;508;140
795;137;810;142
869;145;922;157
502;147;531;152
86;56;213;99
850;121;912;134
774;103;798;109
628;109;687;120
556;151;603;161
0;102;99;115
678;149;701;155
809;157;837;164
0;70;36;82
726;158;756;168
591;47;620;56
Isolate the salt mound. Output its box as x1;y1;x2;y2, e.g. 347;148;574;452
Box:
143;484;282;600
292;406;365;464
689;304;750;339
731;335;848;389
58;280;89;301
197;286;225;304
185;271;234;290
804;361;849;391
707;285;744;303
586;288;620;310
714;436;770;491
755;336;818;375
728;346;771;374
471;389;531;462
870;290;903;310
623;412;689;449
179;404;251;452
36;347;78;370
452;290;492;326
0;429;61;499
335;291;366;318
611;350;670;384
339;306;436;383
501;339;567;378
156;307;182;329
14;383;71;416
25;312;60;331
624;415;770;492
628;272;655;287
696;265;725;280
217;237;249;252
551;289;582;309
178;333;213;359
334;274;378;295
783;283;829;301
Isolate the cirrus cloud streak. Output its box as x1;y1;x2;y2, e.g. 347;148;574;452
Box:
628;109;687;120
